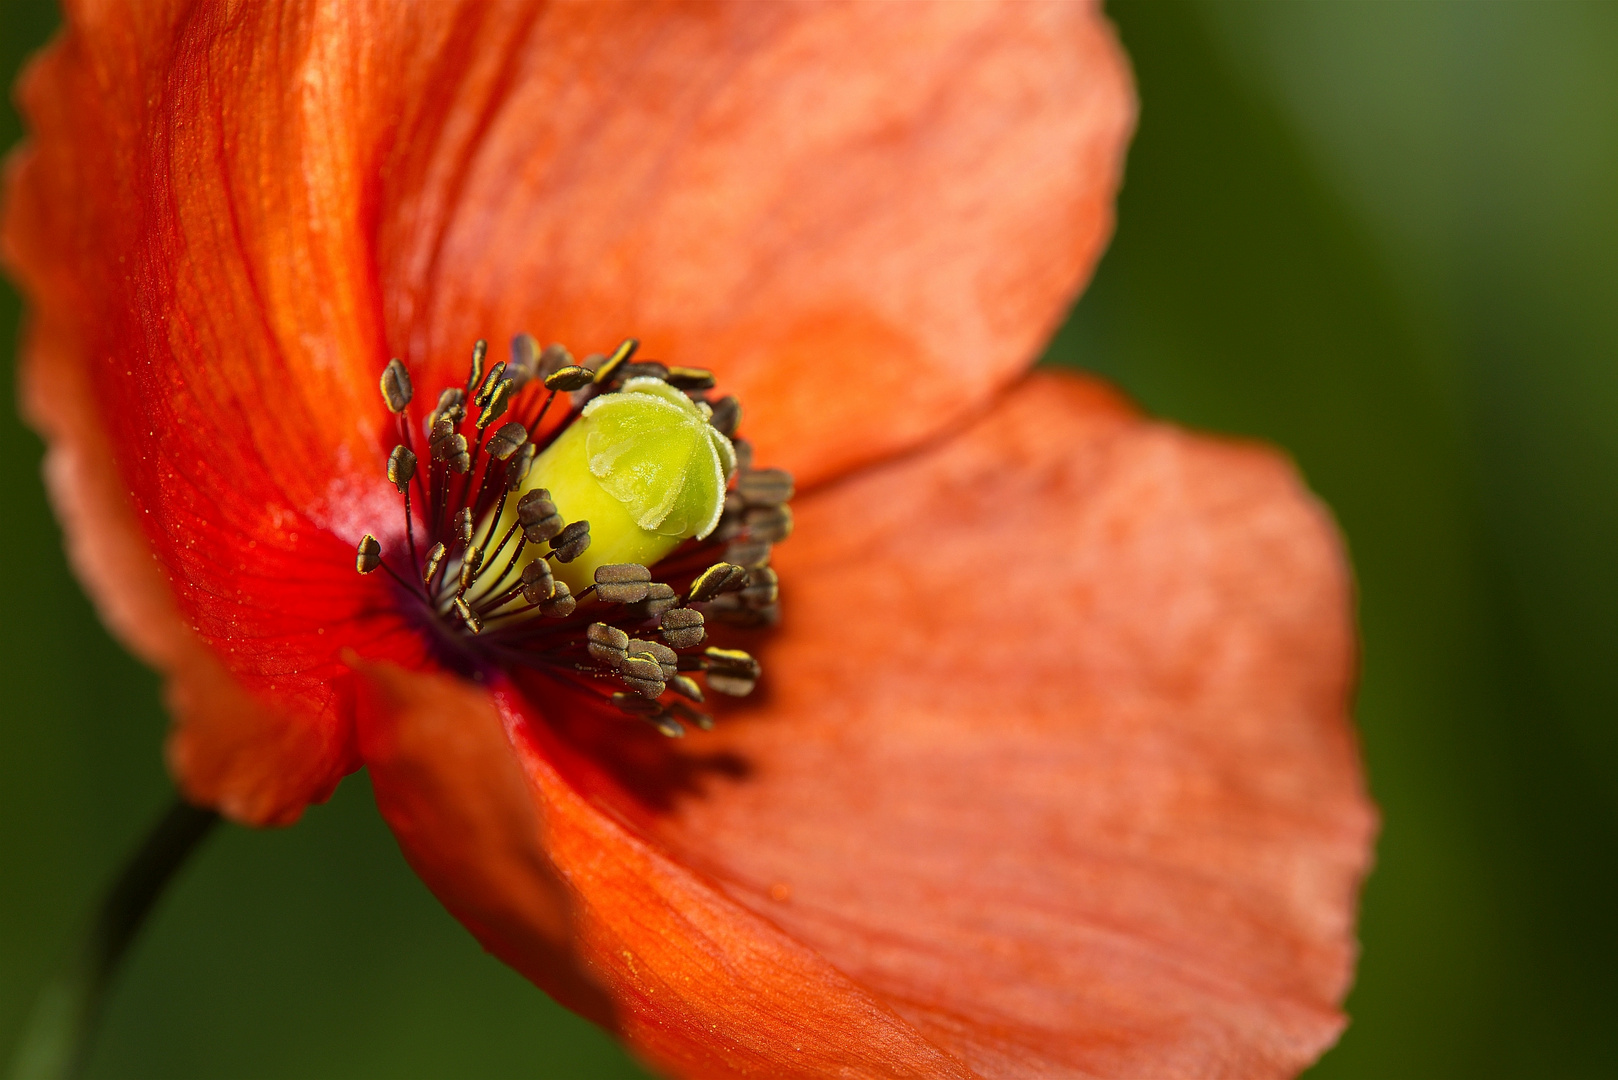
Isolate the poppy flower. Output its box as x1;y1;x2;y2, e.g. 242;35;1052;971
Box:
3;1;1375;1078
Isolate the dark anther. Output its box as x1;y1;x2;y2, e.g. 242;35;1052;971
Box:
709;594;779;629
387;445;417;493
537;343;574;381
717;491;747;539
517;490;564;543
507;443;537;490
619;654;666;699
453;508;474;547
732;438;754;474
465;339;488;395
355;534;382;574
587;622;630;665
724;539;772;570
538;580;576;618
666;366;716;392
474;361;507;408
594;563;652;604
592;338;639;385
508;333;540;389
668;674;705;703
744;505;794;543
704;646;760;697
550;520;591;563
458;546;482;592
649;711;687;738
453;596;482;634
611;691;663;718
620;361;669;382
688;561;749;603
380;359;413;413
628;639;678;680
431;430;470;474
740;567;779;609
669;701;714;732
625;582;679;620
431;387;466;426
422;542;446;584
738;468;795;507
485;421;528;460
476;379;515;431
709;395;740;438
659;607;706;649
520;559;555;604
543;365;595;392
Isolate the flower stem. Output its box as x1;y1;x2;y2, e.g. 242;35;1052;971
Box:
8;798;220;1080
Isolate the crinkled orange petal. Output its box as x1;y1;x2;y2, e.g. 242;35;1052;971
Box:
357;665;978;1080
3;0;445;821
388;0;1136;486
4;0;1129;823
360;372;1375;1078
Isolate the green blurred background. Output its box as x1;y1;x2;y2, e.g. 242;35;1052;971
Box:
3;1;1615;1076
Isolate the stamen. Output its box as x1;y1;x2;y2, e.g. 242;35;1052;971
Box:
666;367;716;392
619;653;666;699
659;607;706;649
591;338;639;386
587;623;630;666
536;342;573;381
388;445;419;571
737;467;794;507
463;339;488;397
517;490;564;542
473;362;507;409
743;505;793;543
620;360;670;382
704;647;760;697
485;421;528;461
688;561;748;603
507;333;539;391
521;560;554;603
668;674;705;703
669;701;714;732
356;535;382;574
550;520;592;563
625;583;679;620
543;366;594;392
628;639;678;681
380;359;413;414
453;596;482;634
422;542;447;585
593;563;653;604
537;581;576;618
709;395;740;438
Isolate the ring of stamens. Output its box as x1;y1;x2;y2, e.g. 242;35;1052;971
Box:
356;335;791;737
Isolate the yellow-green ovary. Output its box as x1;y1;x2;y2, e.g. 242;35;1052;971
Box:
499;377;735;595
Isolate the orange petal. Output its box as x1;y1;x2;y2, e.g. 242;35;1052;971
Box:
356;664;977;1080
397;1;1136;486
1;2;483;820
648;371;1376;1076
14;306;365;825
362;371;1373;1077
